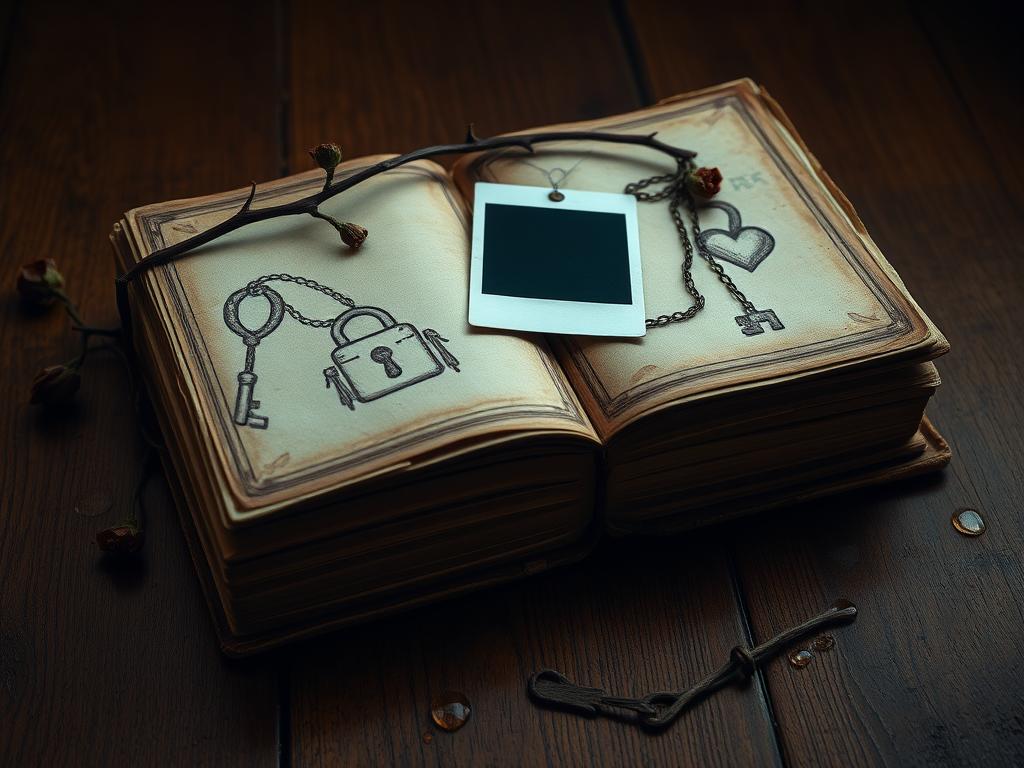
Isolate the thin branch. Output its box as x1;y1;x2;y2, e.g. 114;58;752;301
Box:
238;182;257;214
53;290;85;326
117;130;696;285
529;600;857;730
308;209;346;235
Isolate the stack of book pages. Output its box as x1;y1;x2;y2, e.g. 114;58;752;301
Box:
111;80;949;654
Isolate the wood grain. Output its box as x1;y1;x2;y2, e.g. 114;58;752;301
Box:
285;2;777;765
4;1;1023;765
0;1;16;71
289;533;780;767
286;0;643;169
914;3;1024;210
628;0;1024;764
0;2;280;765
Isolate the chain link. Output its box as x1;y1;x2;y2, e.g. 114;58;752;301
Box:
682;192;756;315
245;273;355;328
625;160;756;328
242;169;756;333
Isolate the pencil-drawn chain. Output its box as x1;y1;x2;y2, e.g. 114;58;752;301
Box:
626;162;783;336
223;275;460;429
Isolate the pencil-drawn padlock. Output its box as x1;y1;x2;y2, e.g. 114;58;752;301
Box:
329;306;444;403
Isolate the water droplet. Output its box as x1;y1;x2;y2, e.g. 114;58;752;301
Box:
952;508;986;537
422;731;433;744
812;634;836;652
431;691;471;732
73;492;113;518
788;649;814;668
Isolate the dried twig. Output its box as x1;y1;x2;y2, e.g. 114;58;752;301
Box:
116;129;695;286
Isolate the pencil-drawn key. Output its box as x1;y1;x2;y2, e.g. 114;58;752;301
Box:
223;286;285;429
221;275;460;424
735;308;784;336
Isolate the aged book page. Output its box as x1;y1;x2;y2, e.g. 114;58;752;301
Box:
453;80;948;437
120;157;597;519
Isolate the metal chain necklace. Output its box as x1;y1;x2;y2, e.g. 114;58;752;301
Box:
520;154;782;336
246;161;782;339
625;158;783;335
243;273;355;327
519;153;590;202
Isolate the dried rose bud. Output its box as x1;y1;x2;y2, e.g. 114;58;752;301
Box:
29;364;81;406
17;258;65;306
339;222;368;249
96;521;144;554
685;166;723;198
308;143;343;173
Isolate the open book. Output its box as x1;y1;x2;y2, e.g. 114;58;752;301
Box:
111;79;949;654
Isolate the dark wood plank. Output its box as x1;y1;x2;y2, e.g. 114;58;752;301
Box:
285;0;643;167
289;534;780;767
628;0;1024;764
0;1;16;70
0;2;281;765
285;2;778;764
914;3;1024;209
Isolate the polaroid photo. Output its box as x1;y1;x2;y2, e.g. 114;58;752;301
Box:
469;182;646;337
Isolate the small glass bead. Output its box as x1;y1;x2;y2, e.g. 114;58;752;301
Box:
812;634;836;652
788;649;814;669
431;691;471;732
952;508;986;536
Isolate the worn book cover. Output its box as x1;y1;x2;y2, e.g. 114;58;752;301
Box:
112;78;950;652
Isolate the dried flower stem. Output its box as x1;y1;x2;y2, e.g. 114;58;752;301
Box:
52;289;84;326
50;291;121;367
117;129;696;287
308;209;347;235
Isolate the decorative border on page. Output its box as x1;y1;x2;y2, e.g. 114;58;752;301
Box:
137;166;589;500
469;95;914;419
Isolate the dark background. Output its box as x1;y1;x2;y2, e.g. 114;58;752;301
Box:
2;1;1022;766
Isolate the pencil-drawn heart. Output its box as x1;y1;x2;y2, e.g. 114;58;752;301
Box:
699;227;775;272
697;201;775;272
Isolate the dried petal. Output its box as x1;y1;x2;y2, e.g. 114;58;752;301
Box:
308;143;343;172
96;522;144;554
685;166;723;198
29;364;81;406
339;222;368;249
17;259;64;306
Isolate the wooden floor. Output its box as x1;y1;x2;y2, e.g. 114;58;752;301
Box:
2;1;1022;765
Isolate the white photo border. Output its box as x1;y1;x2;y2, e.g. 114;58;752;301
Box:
469;182;646;338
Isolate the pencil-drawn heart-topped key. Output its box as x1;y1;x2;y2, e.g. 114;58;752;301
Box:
223;286;285;429
697;200;775;272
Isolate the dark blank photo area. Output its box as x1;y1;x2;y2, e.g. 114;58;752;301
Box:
481;204;632;304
